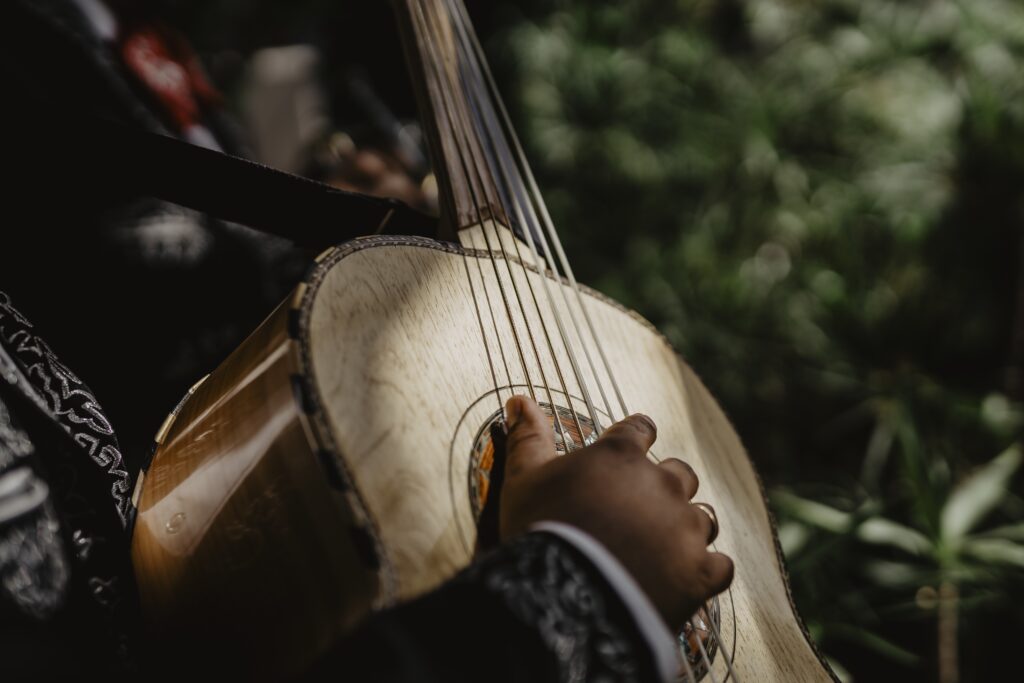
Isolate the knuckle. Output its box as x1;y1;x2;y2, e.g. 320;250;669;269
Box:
702;553;734;595
627;413;657;439
599;432;640;455
717;557;735;592
601;417;655;453
684;505;705;530
676;459;698;485
661;458;699;494
507;427;544;452
657;466;686;495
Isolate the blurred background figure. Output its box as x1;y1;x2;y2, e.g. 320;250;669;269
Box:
240;44;331;175
0;0;433;466
240;46;434;209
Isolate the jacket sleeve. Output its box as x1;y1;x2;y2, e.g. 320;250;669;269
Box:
304;530;663;682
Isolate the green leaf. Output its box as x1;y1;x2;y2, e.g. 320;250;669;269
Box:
863;559;928;588
978;522;1024;542
825;656;853;683
962;538;1024;569
772;490;852;533
857;517;934;556
941;445;1022;541
827;622;921;666
777;520;812;556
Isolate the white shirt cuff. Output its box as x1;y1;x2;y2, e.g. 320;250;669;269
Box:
530;521;681;682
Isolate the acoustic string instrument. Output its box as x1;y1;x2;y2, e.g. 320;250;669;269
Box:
130;1;838;680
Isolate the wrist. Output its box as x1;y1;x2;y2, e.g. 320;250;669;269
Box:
529;522;681;683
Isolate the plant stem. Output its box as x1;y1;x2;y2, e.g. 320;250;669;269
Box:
938;581;959;683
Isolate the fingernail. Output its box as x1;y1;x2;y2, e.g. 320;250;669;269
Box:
634;413;656;433
505;396;522;428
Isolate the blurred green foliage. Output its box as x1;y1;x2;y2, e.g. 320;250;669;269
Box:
486;0;1024;680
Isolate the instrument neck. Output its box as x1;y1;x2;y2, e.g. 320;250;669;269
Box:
394;0;516;241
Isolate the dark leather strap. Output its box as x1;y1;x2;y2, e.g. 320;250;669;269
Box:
15;108;439;249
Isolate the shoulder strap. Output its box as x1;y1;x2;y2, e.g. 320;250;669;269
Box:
16;108;439;249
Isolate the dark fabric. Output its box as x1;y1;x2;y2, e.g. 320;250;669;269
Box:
0;392;137;679
0;0;315;466
12;109;439;248
0;330;137;678
0;0;438;475
0;0;290;670
0;392;67;626
306;532;658;683
0;292;132;527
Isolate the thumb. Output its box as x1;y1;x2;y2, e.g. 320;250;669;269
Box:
504;395;556;478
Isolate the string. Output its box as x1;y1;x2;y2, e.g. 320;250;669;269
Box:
441;1;603;447
412;0;545;421
445;4;744;680
403;0;507;417
449;0;629;424
454;138;518;415
689;616;721;683
447;59;580;447
469;226;517;413
403;0;512;417
444;0;606;437
703;599;742;683
454;7;609;434
680;636;700;683
415;0;536;413
403;5;744;677
417;0;578;449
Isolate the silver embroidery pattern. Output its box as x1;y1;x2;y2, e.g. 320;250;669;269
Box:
0;402;70;620
467;534;643;683
0;400;33;472
0;291;131;526
0;483;70;621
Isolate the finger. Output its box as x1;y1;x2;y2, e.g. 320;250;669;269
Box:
683;503;712;546
658;458;699;499
690;502;718;545
700;552;734;597
596;413;657;456
504;395;556;478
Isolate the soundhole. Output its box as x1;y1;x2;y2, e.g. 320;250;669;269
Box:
468;402;599;520
679;598;721;680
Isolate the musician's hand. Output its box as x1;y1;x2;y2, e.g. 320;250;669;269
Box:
499;395;733;631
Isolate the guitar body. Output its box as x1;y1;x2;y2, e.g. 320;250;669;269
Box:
131;233;835;681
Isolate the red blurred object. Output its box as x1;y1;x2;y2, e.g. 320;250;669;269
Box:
121;23;222;132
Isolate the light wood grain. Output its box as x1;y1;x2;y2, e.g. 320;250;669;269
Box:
299;233;836;682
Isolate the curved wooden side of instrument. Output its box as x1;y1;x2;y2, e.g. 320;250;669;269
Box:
130;288;379;679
